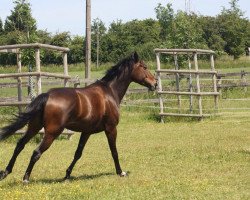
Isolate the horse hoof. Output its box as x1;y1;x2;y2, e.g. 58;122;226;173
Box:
63;176;70;181
0;170;7;180
119;171;128;177
23;179;29;184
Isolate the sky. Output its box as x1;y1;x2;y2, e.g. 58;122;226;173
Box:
0;0;249;36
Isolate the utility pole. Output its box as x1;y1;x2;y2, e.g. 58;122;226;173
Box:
85;0;91;84
185;0;191;14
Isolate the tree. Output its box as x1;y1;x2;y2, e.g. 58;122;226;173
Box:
217;0;248;59
155;3;206;50
1;0;38;66
199;16;226;55
245;21;250;54
69;36;84;64
42;32;71;64
103;20;131;62
0;18;3;34
4;0;37;41
100;18;161;63
122;19;161;60
50;32;71;47
172;11;207;49
0;30;27;65
36;30;52;44
92;18;106;66
155;3;174;41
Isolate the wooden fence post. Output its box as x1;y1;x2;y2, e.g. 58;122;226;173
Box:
63;52;69;87
210;54;218;110
188;55;193;113
241;70;247;92
194;52;202;117
35;48;42;94
156;53;164;123
217;75;222;98
174;53;181;111
17;51;22;112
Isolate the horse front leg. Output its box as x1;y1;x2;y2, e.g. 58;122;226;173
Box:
64;132;90;180
105;127;127;177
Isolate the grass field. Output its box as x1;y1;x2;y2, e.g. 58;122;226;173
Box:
0;110;249;200
0;57;249;199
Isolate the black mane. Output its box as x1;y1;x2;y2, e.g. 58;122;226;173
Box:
101;56;135;82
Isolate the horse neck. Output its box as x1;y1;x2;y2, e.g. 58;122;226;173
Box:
109;74;131;104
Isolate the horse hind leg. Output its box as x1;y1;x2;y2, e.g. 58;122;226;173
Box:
22;127;63;183
0;119;42;181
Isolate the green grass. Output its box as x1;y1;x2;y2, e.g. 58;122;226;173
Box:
0;58;249;199
0;110;249;199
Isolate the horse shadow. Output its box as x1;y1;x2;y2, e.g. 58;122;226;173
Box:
0;171;131;188
0;172;116;187
37;172;115;184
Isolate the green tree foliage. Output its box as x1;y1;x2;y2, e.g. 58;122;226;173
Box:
0;0;38;66
155;3;206;49
4;0;37;37
42;32;71;64
100;19;160;62
0;18;3;34
104;20;131;62
0;30;27;65
123;19;161;60
0;0;249;66
36;30;52;44
155;3;174;41
69;35;84;64
172;11;207;49
91;18;106;64
217;0;249;59
199;16;226;55
50;32;71;47
245;22;250;53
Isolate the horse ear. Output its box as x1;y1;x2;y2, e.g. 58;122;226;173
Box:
132;51;139;63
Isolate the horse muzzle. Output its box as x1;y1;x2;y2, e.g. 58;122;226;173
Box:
148;81;157;91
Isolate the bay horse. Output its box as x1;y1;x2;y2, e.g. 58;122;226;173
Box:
0;52;157;183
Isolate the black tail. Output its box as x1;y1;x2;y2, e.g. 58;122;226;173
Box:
0;93;49;140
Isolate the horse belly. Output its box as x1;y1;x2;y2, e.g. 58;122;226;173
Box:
65;117;105;134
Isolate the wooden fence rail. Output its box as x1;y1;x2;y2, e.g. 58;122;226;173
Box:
0;72;71;79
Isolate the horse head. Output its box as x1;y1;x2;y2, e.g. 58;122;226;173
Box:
130;52;157;91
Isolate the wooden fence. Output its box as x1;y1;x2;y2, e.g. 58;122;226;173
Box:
217;70;249;91
154;49;219;122
0;45;249;127
0;43;70;107
0;43;74;137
